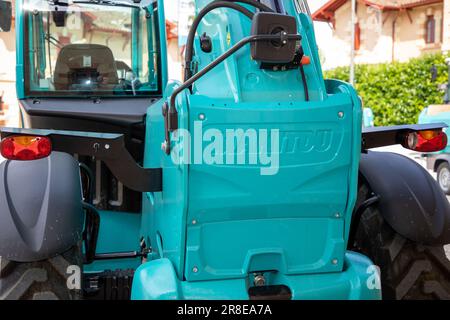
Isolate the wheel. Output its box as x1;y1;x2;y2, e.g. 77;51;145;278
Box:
437;162;450;195
0;245;83;300
351;182;450;300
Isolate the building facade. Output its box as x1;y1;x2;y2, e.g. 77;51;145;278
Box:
313;0;450;68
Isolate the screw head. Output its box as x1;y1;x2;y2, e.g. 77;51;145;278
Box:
334;213;341;218
254;274;266;287
192;266;199;273
198;113;206;120
332;259;339;265
192;219;197;225
104;144;110;150
338;111;345;119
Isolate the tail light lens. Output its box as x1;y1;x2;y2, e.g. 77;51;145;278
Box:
0;135;52;160
403;130;448;152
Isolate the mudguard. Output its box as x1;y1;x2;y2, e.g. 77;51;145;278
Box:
0;152;84;262
359;151;450;245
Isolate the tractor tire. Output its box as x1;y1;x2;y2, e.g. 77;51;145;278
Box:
0;245;83;300
352;183;450;300
436;162;450;195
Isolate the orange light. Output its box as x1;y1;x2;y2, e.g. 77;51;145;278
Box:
0;135;52;161
301;55;311;65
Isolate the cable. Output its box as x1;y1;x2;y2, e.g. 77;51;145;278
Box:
184;1;276;81
184;1;254;81
221;0;274;13
299;64;309;101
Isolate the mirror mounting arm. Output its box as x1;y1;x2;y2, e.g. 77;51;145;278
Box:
162;33;301;155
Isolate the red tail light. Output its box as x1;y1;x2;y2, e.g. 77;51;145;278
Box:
403;130;448;152
0;135;52;160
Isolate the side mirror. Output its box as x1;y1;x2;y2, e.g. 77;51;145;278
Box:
0;0;12;32
250;12;297;64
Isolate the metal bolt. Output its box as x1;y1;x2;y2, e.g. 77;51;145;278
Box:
332;259;339;265
104;144;110;150
254;274;266;287
192;219;197;225
192;266;199;273
338;111;345;119
198;113;206;120
334;213;341;219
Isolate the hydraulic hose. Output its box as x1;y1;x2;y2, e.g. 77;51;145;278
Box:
184;1;276;81
221;0;274;13
184;1;254;82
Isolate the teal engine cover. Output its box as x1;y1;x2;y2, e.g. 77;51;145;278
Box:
136;0;374;299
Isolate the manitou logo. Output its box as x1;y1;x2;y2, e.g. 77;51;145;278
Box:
280;130;333;154
171;121;280;176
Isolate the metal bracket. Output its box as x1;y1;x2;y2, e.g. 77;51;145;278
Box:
362;123;448;150
0;127;163;192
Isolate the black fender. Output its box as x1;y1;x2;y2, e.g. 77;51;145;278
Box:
359;151;450;246
0;152;84;262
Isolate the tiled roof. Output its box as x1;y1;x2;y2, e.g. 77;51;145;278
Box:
312;0;442;22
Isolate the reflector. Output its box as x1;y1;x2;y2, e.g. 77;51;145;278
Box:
0;135;52;160
403;130;447;152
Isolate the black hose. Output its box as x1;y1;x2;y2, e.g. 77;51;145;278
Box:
82;202;100;265
79;162;95;204
184;2;254;81
184;1;276;81
299;64;309;101
222;0;274;13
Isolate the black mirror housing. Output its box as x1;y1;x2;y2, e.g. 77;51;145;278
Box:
52;11;68;27
0;0;12;32
250;12;297;64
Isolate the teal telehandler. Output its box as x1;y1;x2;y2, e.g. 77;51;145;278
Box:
0;0;449;300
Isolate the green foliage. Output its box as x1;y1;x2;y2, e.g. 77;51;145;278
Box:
324;54;449;126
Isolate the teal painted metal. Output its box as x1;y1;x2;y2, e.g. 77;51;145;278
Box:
15;0;25;99
132;251;381;300
84;211;142;273
156;0;168;93
363;108;375;128
137;0;373;300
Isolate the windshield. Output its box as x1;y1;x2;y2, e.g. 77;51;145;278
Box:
23;0;161;97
